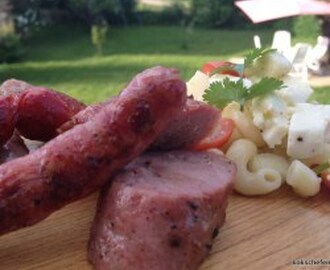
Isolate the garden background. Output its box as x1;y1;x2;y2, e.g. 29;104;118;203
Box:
0;0;329;103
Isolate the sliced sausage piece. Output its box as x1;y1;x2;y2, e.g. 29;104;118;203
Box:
0;79;86;141
16;87;86;141
0;79;29;146
0;66;186;236
149;98;220;151
0;95;17;146
88;150;235;270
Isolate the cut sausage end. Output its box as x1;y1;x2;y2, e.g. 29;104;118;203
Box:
88;150;236;270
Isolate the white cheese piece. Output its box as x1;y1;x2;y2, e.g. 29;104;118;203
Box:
295;103;330;122
287;110;326;159
186;70;210;101
277;75;314;105
251;95;289;148
186;70;253;102
245;51;292;79
302;143;330;166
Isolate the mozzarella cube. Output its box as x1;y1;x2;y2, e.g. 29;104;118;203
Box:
262;119;288;148
287;110;326;159
277;76;314;105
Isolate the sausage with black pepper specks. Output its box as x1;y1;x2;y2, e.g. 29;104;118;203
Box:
0;66;187;236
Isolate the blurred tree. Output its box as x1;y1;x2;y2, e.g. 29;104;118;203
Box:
64;0;136;25
0;0;23;62
11;0;56;35
293;15;321;41
190;0;234;28
10;0;136;29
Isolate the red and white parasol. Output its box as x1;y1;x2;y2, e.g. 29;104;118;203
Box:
235;0;330;23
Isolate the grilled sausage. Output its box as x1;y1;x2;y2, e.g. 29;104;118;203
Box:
16;87;86;141
0;95;17;146
88;150;235;270
149;98;220;151
0;79;29;146
58;99;116;134
59;98;220;151
0;66;186;236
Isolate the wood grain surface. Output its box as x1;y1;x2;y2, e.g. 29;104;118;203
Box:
1;185;330;270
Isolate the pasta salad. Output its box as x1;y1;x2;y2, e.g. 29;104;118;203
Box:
187;48;329;197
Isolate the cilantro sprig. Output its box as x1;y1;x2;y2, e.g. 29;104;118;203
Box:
204;77;284;110
244;48;275;68
203;48;284;110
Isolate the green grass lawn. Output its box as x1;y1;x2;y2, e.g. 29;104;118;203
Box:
311;86;330;103
0;24;329;103
0;24;274;103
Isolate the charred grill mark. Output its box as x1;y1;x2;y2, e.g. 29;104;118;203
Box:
212;227;219;239
48;171;83;202
170;224;177;230
144;160;152;167
188;201;198;211
169;235;182;248
33;198;41;207
86;156;112;169
205;242;213;251
128;100;153;133
187;201;199;223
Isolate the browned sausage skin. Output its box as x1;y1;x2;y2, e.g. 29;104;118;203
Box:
57;99;115;134
0;79;86;143
0;66;187;236
0;95;18;146
16;87;86;141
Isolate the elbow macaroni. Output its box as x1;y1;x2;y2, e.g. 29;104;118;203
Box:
248;153;289;184
226;139;283;195
222;110;322;197
286;160;321;197
222;102;265;147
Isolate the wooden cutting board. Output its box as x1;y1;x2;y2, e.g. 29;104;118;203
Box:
1;185;330;270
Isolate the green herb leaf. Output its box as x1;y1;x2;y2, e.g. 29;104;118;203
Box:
203;77;283;110
245;77;284;100
203;77;247;109
313;162;330;175
203;48;284;110
244;48;275;68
